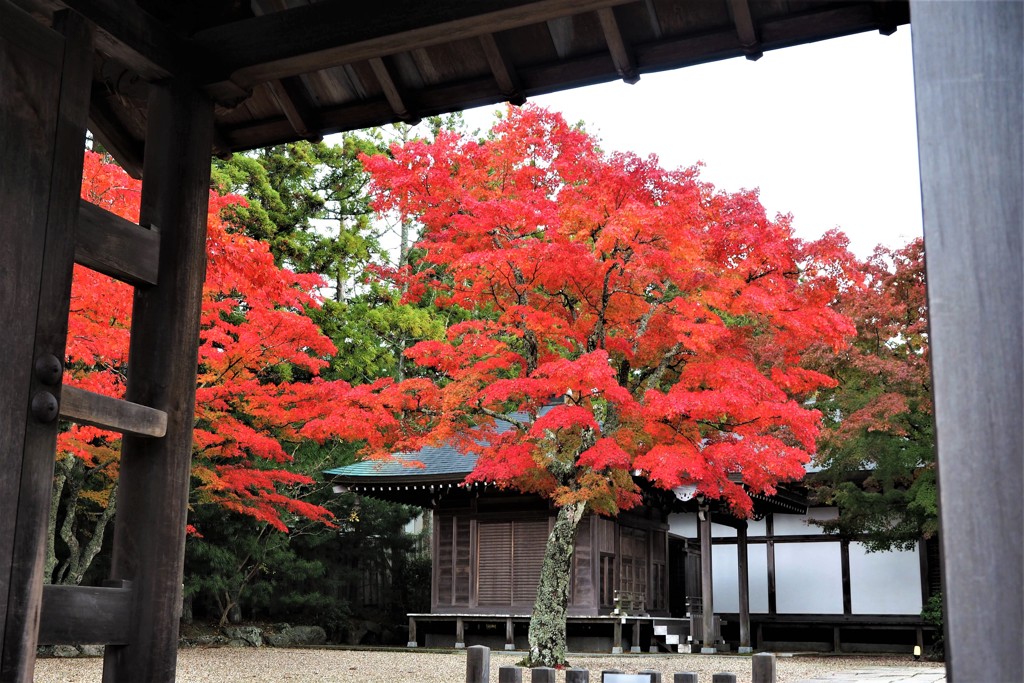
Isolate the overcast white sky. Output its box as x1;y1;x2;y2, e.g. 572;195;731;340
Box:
460;27;922;259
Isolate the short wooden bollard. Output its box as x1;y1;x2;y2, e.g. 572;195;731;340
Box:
466;645;490;683
673;674;698;683
498;665;523;683
566;668;589;683
638;671;662;683
711;674;737;683
531;667;556;683
752;652;777;683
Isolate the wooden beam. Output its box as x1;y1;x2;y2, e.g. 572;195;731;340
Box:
910;2;1022;680
88;93;144;179
642;0;661;39
727;0;761;60
38;582;132;645
59;386;167;438
75;200;159;286
596;7;638;84
368;57;419;124
102;78;214;683
195;0;635;89
478;33;526;105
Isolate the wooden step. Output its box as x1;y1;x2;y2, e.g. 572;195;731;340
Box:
38;582;132;645
60;385;167;437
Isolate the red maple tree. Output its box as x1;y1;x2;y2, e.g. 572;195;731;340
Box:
64;151;379;535
354;106;857;665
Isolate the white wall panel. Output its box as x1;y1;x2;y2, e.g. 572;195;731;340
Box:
712;543;769;614
775;542;844;614
668;513;696;538
849;542;922;615
772;507;839;536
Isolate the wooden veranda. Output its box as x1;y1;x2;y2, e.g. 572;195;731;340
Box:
1;1;1019;681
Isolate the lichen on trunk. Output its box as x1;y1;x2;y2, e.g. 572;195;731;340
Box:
524;499;586;668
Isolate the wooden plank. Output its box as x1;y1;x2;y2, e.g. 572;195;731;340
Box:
75;200;159;286
37;582;132;645
101;79;214;683
910;2;1023;680
0;8;92;681
59;386;167;438
596;7;638;83
195;0;636;89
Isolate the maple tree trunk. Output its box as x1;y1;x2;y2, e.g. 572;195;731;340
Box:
526;500;586;668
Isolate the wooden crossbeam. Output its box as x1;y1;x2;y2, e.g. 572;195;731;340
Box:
195;0;635;89
59;386;167;438
38;582;132;645
597;7;639;83
88;95;145;179
479;33;526;105
75;200;159;286
267;77;320;138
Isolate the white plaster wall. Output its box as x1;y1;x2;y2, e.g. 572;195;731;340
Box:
772;507;839;536
712;543;769;614
849;542;922;615
775;542;844;614
668;512;696;538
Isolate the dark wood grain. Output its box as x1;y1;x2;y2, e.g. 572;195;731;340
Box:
101;80;214;683
0;8;92;681
736;522;750;649
75;200;160;286
59;386;167;437
37;583;132;645
911;2;1023;680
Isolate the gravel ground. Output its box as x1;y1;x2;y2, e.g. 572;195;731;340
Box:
34;648;945;683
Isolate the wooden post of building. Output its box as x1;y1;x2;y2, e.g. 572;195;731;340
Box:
737;521;751;653
455;616;465;648
0;6;92;681
505;617;515;650
612;618;623;654
909;2;1023;681
699;505;715;653
408;616;418;648
466;644;489;683
101;78;214;683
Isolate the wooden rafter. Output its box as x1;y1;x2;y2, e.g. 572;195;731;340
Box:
727;0;762;60
88;93;145;179
267;77;320;139
597;7;639;84
369;56;419;124
479;33;526;105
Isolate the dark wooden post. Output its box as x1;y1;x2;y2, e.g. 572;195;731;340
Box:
699;505;715;653
736;521;751;653
466;644;489;683
408;616;418;647
909;2;1023;681
711;674;736;683
673;674;698;683
505;617;515;650
565;668;589;683
752;652;776;683
0;6;92;681
531;667;555;683
612;618;623;654
499;665;524;683
101;78;214;683
455;616;465;648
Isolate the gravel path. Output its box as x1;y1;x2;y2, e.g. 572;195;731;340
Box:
34;648;945;683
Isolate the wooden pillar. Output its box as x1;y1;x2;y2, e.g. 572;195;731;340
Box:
910;2;1023;681
699;506;714;653
407;616;417;648
505;617;515;650
101;79;214;683
455;616;465;648
612;618;623;654
0;6;92;681
736;522;751;653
